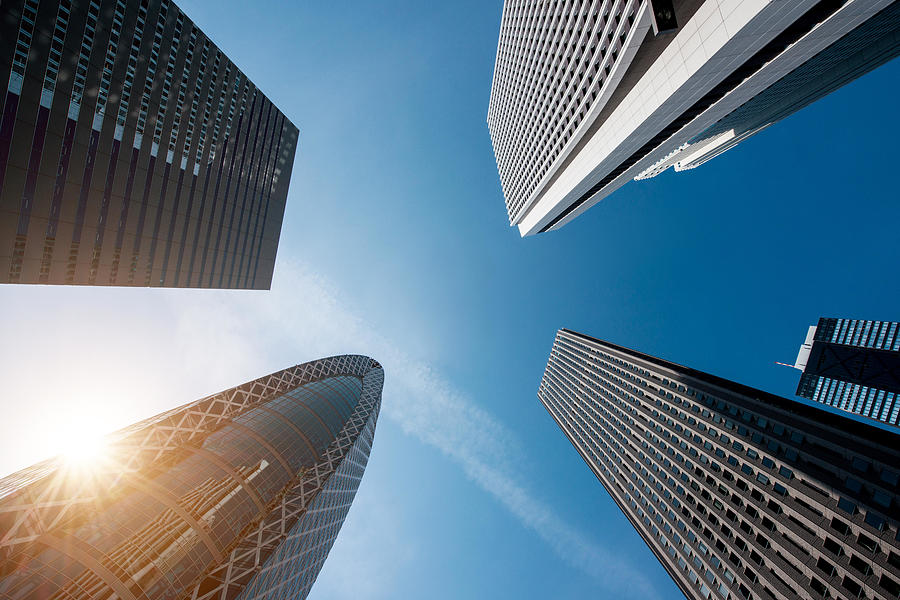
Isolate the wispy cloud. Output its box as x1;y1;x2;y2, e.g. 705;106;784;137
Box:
170;259;659;598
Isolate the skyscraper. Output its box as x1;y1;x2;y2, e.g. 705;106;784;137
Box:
487;1;900;236
782;318;900;428
539;329;900;600
0;0;298;287
0;354;382;600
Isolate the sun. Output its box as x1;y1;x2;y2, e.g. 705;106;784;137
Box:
54;421;110;468
61;434;108;466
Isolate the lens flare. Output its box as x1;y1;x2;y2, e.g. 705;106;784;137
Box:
54;422;110;469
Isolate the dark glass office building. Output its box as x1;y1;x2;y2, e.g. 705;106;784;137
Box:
0;354;382;599
792;318;900;428
0;0;298;287
540;329;900;600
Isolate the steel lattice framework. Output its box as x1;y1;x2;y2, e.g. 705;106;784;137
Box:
188;361;382;599
0;354;383;600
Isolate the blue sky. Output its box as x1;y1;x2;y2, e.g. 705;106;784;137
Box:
2;1;900;599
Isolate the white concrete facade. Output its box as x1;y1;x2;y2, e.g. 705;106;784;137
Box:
487;0;897;236
487;0;653;224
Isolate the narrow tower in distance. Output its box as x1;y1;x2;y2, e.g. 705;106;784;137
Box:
0;355;382;600
487;1;900;236
780;318;900;428
0;0;298;287
539;328;900;600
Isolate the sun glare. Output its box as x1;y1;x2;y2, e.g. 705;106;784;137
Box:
54;422;110;468
61;435;107;466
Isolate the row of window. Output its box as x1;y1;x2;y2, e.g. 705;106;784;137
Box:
810;376;900;425
542;332;900;600
820;318;900;352
488;0;641;220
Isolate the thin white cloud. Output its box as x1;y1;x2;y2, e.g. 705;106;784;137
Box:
169;259;660;599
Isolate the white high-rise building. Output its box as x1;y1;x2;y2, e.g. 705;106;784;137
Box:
487;0;900;236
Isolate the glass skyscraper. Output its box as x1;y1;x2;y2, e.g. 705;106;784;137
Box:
487;0;900;236
0;354;382;599
787;318;900;428
540;329;900;600
0;0;298;287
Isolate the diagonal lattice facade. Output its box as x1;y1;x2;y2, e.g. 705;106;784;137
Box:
0;354;382;600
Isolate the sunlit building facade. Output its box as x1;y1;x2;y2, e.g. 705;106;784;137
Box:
540;329;900;600
0;354;382;600
0;0;298;287
786;318;900;428
487;0;900;236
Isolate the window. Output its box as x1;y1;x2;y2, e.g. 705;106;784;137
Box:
857;532;879;554
880;469;899;486
873;489;892;508
816;557;836;577
809;577;828;597
851;456;869;472
880;573;900;597
841;576;863;598
830;517;851;536
837;497;857;515
822;537;843;556
848;554;871;577
864;511;885;531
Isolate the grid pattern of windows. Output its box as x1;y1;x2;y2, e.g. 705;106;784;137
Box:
487;0;651;224
797;318;900;428
0;356;383;600
804;378;899;427
817;319;900;352
540;329;900;600
6;0;73;281
6;0;40;96
486;1;899;236
0;0;298;288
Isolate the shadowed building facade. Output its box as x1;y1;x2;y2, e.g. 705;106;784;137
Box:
539;329;900;600
0;0;298;287
0;354;382;599
487;0;900;236
785;318;900;428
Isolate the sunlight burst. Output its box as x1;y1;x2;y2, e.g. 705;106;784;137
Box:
54;422;110;468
